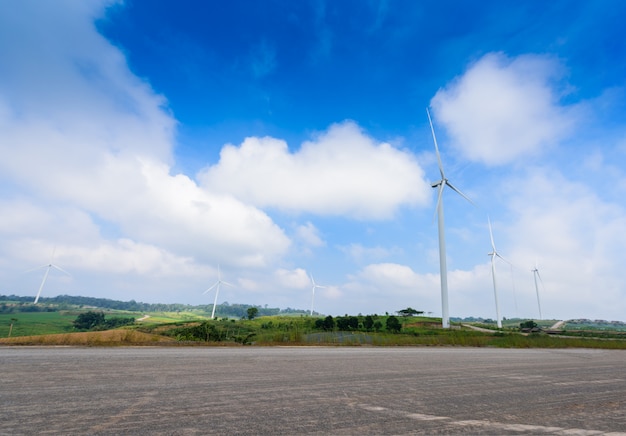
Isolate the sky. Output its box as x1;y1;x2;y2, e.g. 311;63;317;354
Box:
1;0;626;321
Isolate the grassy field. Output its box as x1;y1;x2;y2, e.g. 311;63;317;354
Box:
0;312;77;338
2;311;626;349
0;309;210;338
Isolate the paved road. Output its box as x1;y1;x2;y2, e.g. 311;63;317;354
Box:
1;347;625;435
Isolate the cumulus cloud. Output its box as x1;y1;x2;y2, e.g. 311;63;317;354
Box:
198;121;431;219
274;267;310;289
431;52;581;166
0;0;290;286
501;168;626;319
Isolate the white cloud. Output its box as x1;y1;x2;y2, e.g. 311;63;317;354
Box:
336;263;441;315
295;222;325;247
0;0;291;287
431;52;581;166
275;268;310;289
339;243;395;263
500;168;626;320
198;121;431;219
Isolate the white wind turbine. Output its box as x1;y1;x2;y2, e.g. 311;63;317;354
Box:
309;274;325;316
28;248;71;304
487;217;510;329
531;260;544;320
203;265;234;320
428;108;474;329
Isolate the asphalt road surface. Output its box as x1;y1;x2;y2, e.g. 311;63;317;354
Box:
1;347;625;435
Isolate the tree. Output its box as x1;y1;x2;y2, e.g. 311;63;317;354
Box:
363;315;374;331
322;315;335;331
386;315;402;333
73;311;105;330
397;307;424;317
520;320;538;330
247;307;259;320
373;320;383;332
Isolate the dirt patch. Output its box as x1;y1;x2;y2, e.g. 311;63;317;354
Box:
404;321;442;329
0;329;176;346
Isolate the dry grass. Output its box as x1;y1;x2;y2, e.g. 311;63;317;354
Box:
0;329;176;346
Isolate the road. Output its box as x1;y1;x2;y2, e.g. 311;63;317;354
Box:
1;347;625;435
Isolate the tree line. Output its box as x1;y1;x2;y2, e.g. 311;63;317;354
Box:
73;311;135;331
315;315;402;332
0;294;301;317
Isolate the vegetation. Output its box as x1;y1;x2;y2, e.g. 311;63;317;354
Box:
247;307;258;320
519;320;538;330
0;294;302;319
0;311;76;337
385;315;402;332
397;307;424;317
1;295;626;349
73;311;135;331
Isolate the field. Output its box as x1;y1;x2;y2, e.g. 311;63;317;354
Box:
2;309;626;349
0;311;76;337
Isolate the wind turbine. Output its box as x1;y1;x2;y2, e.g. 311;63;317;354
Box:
203;265;233;320
427;108;474;329
28;248;71;304
487;217;510;328
309;274;325;316
531;260;544;320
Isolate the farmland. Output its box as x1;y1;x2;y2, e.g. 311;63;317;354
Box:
2;295;626;349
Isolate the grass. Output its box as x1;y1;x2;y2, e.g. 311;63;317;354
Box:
0;329;176;346
0;312;76;338
2;312;626;349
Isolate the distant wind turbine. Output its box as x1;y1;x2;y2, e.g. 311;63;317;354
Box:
28;248;71;304
487;217;510;329
427;108;474;329
203;265;233;319
531;260;544;320
309;274;325;316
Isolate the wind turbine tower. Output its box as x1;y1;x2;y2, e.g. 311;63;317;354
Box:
427;109;474;329
309;274;325;316
203;265;233;319
532;261;544;320
487;217;510;329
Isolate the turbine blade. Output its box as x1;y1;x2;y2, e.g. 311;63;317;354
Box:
487;216;496;251
51;264;71;276
446;180;474;206
495;252;511;265
203;282;219;294
536;270;544;285
426;108;445;180
24;265;49;273
221;280;234;287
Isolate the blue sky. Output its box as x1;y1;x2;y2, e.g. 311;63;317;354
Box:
1;0;626;321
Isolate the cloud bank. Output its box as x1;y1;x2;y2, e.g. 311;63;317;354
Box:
199;122;431;219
